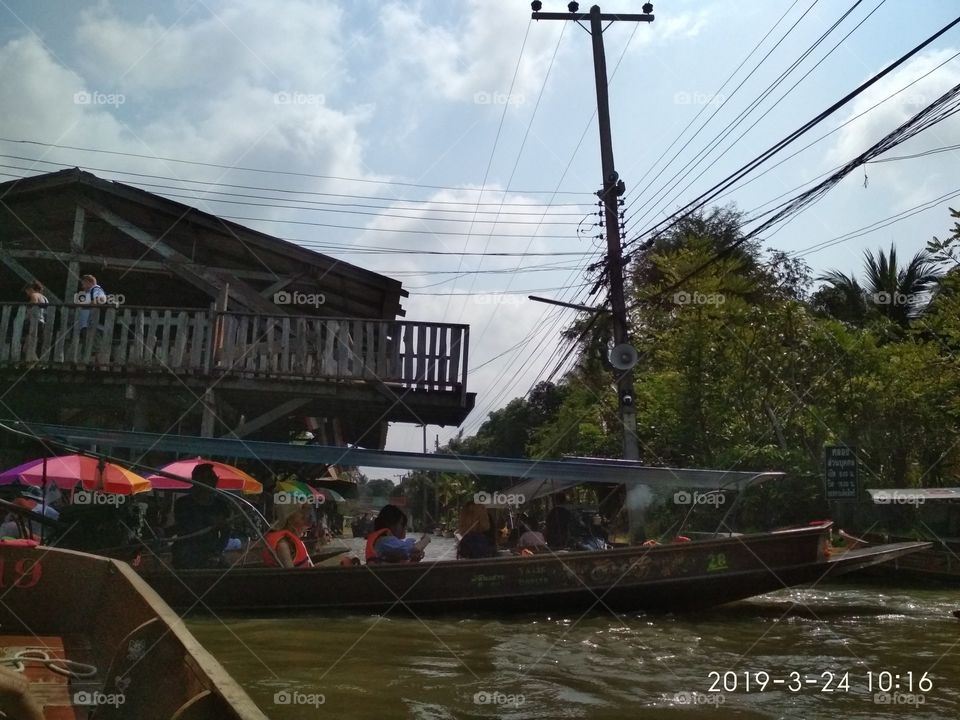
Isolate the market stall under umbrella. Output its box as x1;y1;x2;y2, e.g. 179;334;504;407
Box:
146;459;263;494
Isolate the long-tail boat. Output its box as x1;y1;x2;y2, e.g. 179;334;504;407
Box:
0;543;267;719
136;523;926;614
1;422;933;615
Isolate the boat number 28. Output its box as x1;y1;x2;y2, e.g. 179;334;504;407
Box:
706;553;728;572
0;559;43;588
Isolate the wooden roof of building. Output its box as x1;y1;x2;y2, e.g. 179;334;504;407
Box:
0;168;407;318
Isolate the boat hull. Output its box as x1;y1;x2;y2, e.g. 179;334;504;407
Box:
855;535;960;584
137;525;930;615
0;544;267;719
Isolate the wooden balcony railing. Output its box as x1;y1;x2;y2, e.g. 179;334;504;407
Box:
0;303;469;402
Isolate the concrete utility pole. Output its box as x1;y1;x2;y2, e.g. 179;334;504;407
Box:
532;2;654;540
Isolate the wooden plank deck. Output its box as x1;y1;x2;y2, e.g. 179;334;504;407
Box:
0;634;87;719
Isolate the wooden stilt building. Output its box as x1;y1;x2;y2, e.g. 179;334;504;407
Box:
0;169;473;471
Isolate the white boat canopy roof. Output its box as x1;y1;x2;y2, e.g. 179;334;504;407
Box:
867;488;960;503
503;467;783;502
2;421;784;489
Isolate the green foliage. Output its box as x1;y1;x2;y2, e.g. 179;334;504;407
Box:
434;205;960;532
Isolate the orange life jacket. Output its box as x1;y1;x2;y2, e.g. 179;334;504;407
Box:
262;529;311;567
364;527;392;563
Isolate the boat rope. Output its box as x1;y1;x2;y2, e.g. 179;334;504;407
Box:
0;648;98;678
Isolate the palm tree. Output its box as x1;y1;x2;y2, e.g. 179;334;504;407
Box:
815;244;942;326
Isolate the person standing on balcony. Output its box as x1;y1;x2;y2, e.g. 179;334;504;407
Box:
77;274;107;332
23;281;48;323
22;281;48;362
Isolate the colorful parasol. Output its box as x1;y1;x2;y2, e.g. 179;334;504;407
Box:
315;486;345;503
0;455;151;494
276;479;326;504
146;458;263;494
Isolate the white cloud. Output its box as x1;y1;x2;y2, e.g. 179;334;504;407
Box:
629;8;710;51
377;0;565;104
826;48;960;172
75;0;347;96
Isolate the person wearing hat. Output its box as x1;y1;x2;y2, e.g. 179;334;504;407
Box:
0;487;60;539
261;498;314;568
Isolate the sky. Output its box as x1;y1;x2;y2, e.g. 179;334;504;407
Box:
2;0;959;480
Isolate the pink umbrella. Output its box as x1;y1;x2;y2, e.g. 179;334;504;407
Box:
0;455;151;494
146;458;262;494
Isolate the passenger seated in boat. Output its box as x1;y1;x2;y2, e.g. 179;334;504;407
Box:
262;501;314;568
0;487;59;540
516;514;548;554
545;495;590;549
365;505;427;564
457;500;495;559
171;464;232;569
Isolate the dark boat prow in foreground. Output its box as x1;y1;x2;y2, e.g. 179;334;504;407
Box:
138;525;931;615
0;544;267;719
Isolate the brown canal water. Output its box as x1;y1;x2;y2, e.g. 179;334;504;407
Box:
188;538;960;719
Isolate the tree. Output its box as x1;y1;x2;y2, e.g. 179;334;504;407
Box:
816;244;942;327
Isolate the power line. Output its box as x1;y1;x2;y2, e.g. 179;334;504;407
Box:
457;20;569;320
0;137;593;196
621;12;960;257
444;18;533;320
0;157;591;212
627;79;960;311
707;48;960;217
620;0;809;217
789;184;960;258
625;0;874;237
627;0;886;239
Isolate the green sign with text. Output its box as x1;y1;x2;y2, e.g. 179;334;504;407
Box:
824;446;858;500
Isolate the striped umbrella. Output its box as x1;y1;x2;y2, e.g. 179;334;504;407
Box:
147;459;263;494
0;455;151;494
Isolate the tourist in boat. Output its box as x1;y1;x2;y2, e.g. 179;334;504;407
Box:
262;500;314;568
0;486;59;539
516;514;548;554
457;499;495;558
365;504;427;564
171;463;233;569
545;494;590;549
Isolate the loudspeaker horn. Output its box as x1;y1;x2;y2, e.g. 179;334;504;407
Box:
609;343;638;370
